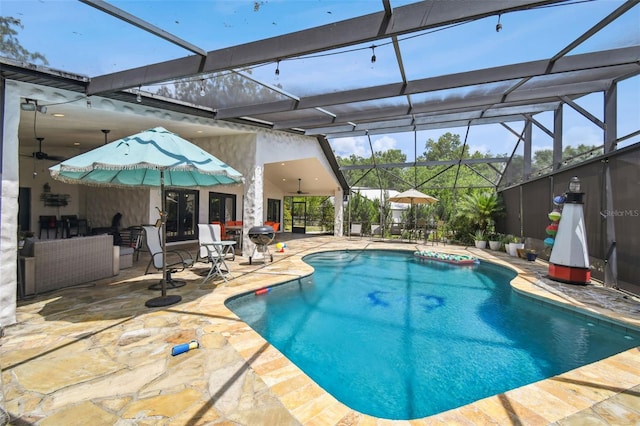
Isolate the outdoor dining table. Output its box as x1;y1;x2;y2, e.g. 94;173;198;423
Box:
200;240;236;283
225;225;243;249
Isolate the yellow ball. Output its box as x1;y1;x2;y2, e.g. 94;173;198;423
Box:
276;242;283;249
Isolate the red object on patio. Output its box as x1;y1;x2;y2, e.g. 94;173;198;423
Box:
548;263;591;285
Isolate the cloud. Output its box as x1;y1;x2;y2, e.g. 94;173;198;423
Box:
372;135;397;152
331;137;368;158
564;125;603;146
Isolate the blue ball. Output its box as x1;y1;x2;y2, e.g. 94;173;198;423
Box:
553;195;566;205
544;237;555;247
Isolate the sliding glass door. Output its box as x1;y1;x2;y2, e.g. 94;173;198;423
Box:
208;192;237;223
165;189;198;242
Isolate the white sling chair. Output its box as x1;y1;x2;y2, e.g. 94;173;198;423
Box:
143;225;194;289
198;224;234;283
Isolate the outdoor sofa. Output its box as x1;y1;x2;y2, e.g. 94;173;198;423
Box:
20;234;118;296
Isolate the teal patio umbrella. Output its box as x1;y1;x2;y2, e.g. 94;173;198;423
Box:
50;126;243;307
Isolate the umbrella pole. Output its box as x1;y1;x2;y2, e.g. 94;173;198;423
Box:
146;171;182;308
161;175;168;297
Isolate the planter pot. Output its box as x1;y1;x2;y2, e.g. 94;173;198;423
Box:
508;243;524;256
474;240;487;249
489;240;501;251
526;252;538;261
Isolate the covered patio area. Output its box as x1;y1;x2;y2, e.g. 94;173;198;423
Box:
2;235;640;425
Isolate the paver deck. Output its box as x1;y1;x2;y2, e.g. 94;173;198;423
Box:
2;234;639;425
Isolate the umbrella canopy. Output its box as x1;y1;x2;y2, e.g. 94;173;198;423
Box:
50;127;243;307
50;127;242;187
388;188;438;204
388;188;438;235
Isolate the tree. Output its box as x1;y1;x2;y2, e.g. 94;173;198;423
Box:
531;143;601;175
337;149;409;190
422;132;468;161
0;17;48;65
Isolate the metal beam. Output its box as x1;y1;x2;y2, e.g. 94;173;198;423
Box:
524;114;554;139
340;157;508;170
549;0;639;65
296;47;640;110
561;96;605;130
274;77;617;133
80;0;207;57
87;0;566;94
208;48;639;124
523;120;532;179
553;104;563;171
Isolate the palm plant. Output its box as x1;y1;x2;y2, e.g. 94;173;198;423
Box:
471;229;486;241
456;191;504;231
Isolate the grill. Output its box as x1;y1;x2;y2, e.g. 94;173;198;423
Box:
248;225;275;264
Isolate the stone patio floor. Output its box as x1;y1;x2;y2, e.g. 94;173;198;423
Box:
2;234;639;425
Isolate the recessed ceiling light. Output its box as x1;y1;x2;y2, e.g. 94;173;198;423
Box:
197;130;203;133
281;162;285;166
73;142;80;146
52;113;65;117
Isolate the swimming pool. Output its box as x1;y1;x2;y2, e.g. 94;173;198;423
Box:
225;250;639;420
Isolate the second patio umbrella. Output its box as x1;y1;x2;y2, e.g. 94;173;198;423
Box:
50;126;243;307
388;188;438;234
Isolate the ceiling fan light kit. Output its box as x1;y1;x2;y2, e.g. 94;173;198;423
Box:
20;99;47;114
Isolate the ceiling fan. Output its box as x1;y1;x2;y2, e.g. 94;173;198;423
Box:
30;137;66;162
295;178;309;195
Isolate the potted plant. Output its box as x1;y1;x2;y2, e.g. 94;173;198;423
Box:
18;230;34;250
488;233;502;251
502;234;513;253
472;229;487;249
508;235;524;257
525;249;538;261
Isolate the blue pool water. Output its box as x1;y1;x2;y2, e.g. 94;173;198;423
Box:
225;250;639;420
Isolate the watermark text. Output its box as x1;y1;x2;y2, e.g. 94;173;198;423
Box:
599;209;639;218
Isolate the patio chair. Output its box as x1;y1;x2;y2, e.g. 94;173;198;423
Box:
197;224;234;283
211;221;236;242
226;220;244;247
39;215;58;239
196;224;228;261
143;225;194;289
390;222;403;239
213;223;236;261
349;223;363;238
61;215;79;238
121;226;144;261
370;223;383;240
264;221;279;232
264;221;280;242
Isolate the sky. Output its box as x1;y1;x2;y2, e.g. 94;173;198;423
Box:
2;0;639;159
